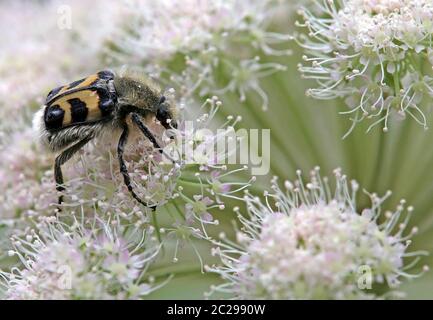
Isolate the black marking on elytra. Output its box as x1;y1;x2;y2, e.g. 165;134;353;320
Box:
97;87;115;117
46;85;64;102
97;70;115;80
47;87;96;106
69;98;88;123
46;76;101;106
44;105;65;130
67;78;86;90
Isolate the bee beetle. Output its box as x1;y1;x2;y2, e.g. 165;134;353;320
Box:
33;69;177;209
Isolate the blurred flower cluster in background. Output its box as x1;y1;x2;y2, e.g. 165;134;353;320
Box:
1;0;433;299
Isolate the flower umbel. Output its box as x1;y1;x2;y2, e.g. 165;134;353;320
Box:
0;215;164;300
105;0;292;110
206;168;428;299
296;0;433;135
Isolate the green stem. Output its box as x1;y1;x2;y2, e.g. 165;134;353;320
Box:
370;129;386;190
152;210;162;243
172;200;186;221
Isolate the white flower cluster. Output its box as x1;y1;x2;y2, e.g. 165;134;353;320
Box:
0;216;163;299
105;0;291;110
334;0;433;51
109;1;254;60
206;168;428;299
296;0;433;134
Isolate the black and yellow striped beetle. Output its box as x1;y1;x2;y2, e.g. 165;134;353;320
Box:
33;69;177;209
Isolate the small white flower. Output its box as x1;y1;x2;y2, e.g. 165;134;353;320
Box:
206;168;428;299
296;0;433;134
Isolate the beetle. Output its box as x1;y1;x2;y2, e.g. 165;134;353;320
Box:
33;69;177;208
